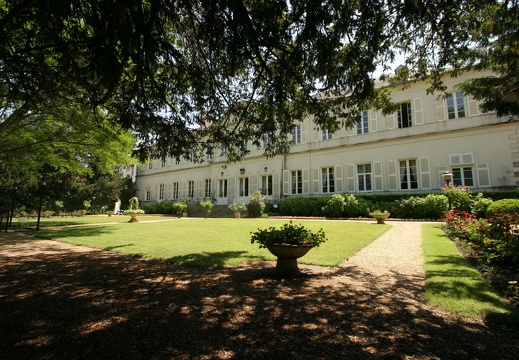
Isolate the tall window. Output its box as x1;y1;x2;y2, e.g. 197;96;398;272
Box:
452;167;474;186
322;129;333;140
148;162;153;170
204;179;212;198
188;180;195;198
161;160;166;167
398;102;412;128
218;179;228;197
241;141;248;155
263;134;270;149
447;91;467;119
291;170;303;194
291;124;301;145
357;164;372;191
239;177;249;197
146;186;152;201
261;175;273;195
159;184;165;200
322;167;335;193
357;111;369;135
172;182;179;200
399;159;418;190
220;145;227;156
175;158;181;165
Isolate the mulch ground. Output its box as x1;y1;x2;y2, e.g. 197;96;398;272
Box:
0;231;518;360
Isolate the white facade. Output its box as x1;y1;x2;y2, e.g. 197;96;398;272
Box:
136;71;519;205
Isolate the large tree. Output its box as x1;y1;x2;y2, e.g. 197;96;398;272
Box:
1;1;518;162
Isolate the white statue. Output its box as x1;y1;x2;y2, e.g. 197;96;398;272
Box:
114;198;121;215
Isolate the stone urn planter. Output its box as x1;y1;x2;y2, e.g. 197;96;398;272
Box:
266;244;315;276
250;221;327;276
370;211;390;224
234;212;241;218
123;197;145;223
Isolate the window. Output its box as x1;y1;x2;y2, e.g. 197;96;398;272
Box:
218;179;228;197
447;91;467;119
291;170;303;194
322;167;335;193
145;186;152;201
220;145;227;156
188;180;195;198
322;128;333;140
263;134;270;149
398;102;412;128
159;184;165;200
241;141;248;155
452;167;474;187
175;158;181;165
204;179;212;198
357;164;372;191
206;150;212;161
161;160;166;167
239;177;249;197
148;162;153;170
399;159;418;190
292;124;301;145
172;182;179;200
261;175;273;196
357;111;369;135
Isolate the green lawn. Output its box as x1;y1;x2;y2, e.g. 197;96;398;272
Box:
35;218;390;268
422;224;518;325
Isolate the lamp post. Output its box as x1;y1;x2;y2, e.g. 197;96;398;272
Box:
442;171;453;210
36;180;46;231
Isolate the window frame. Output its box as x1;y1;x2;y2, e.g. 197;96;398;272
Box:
397;102;413;128
321;167;335;193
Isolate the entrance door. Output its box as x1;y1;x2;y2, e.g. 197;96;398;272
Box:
217;178;228;205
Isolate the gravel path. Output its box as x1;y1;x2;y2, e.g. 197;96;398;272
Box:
1;221;518;360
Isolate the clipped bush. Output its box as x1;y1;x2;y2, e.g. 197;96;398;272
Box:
247;191;265;218
486;199;519;217
398;194;448;220
343;195;371;218
322;194;344;218
199;200;214;218
279;197;315;216
471;193;493;219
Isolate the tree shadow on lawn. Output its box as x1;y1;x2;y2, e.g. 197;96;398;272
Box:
1;234;518;360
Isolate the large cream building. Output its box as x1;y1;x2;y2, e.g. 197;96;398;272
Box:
135;71;519;206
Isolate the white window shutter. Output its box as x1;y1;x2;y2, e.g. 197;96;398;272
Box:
251;175;258;193
435;95;446;121
449;154;462;166
419;157;431;190
334;165;343;193
370;110;378;132
273;173;281;198
373;161;383;191
198;179;204;198
387;113;396;130
155;185;159;200
467;95;481;117
228;177;236;201
387;160;398;191
302;169;310;194
462;152;474;164
413;97;424;125
312;167;320;194
301;123;308;144
476;163;491;187
282;170;290;195
346;164;355;192
167;183;172;199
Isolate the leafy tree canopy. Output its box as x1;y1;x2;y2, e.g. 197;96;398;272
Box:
1;0;518;163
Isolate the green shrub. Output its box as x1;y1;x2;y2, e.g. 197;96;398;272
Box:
343;195;371;218
322;194;345;218
471;193;493;219
486;199;519;217
279;197;315;216
247;191;265;218
199;200;214;218
398;194;448;220
442;185;472;211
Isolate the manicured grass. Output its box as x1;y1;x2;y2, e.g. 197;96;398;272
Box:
13;214;169;228
35;218;390;268
422;224;518;324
